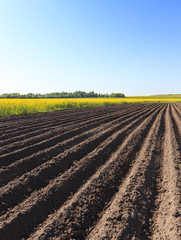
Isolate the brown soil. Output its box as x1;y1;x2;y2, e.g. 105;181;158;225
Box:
0;104;180;240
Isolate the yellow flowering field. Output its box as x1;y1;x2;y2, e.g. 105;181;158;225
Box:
1;97;181;117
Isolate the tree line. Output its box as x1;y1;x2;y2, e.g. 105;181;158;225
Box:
0;91;125;99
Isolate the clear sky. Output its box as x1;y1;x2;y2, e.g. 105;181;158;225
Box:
0;0;181;96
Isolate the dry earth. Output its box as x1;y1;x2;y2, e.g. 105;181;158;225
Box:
0;104;180;240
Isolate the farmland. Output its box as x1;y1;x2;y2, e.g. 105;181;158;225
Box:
0;103;180;239
1;96;181;117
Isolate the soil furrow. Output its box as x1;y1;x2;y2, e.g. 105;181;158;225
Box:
0;103;180;240
0;107;126;153
0;105;132;138
0;105;105;131
0;105;164;240
0;130;94;187
28;105;166;240
0;105;151;183
0;106;123;146
0;105;148;167
0;104;146;154
0;105;131;148
85;105;166;240
0;105;148;186
0;105;159;216
150;105;181;240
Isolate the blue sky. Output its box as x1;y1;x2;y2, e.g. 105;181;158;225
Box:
0;0;181;96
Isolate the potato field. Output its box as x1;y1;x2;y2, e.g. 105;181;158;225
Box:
0;104;180;239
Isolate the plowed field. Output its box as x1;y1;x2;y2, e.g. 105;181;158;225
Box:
0;104;180;240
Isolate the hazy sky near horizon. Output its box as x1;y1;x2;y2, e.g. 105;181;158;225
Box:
0;0;181;96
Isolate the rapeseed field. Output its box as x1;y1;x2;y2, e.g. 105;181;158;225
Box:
1;97;181;117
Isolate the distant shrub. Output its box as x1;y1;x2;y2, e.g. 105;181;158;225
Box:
110;93;125;98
